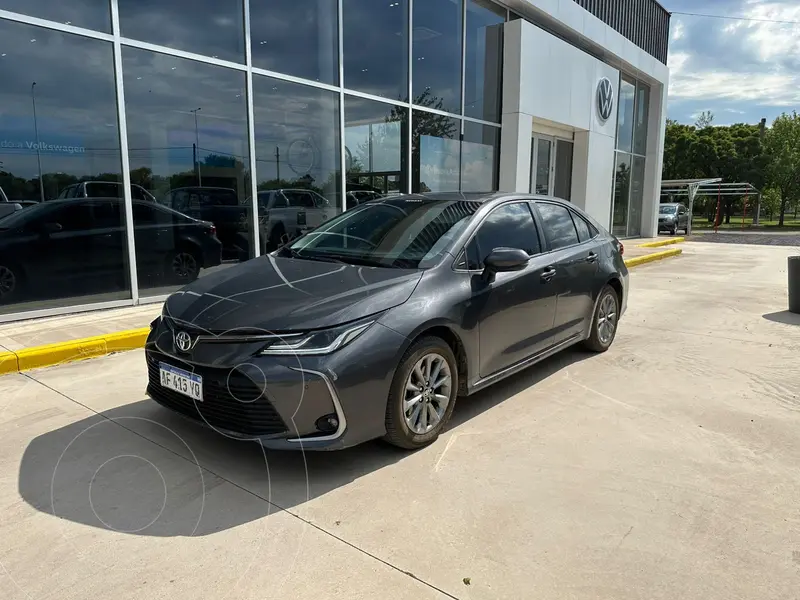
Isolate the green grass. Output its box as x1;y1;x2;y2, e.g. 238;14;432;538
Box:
691;216;800;231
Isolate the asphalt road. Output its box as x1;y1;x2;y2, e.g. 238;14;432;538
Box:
1;242;800;600
688;230;800;246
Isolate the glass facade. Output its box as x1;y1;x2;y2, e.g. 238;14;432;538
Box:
0;1;503;319
611;76;650;238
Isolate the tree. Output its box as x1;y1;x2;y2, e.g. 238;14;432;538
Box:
764;111;800;226
760;187;781;221
694;111;714;129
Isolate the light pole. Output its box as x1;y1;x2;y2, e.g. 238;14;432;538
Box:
31;82;45;202
190;107;202;186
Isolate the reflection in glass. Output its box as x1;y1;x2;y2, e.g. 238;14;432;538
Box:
628;156;645;237
250;0;338;84
0;21;130;314
122;48;251;295
462;122;499;192
616;77;636;153
531;137;552;195
343;0;409;101
345;96;408;200
0;0;111;32
118;0;245;63
612;153;631;237
413;0;463;115
554;139;574;201
633;82;650;155
253;76;341;252
465;0;505;122
413;112;460;193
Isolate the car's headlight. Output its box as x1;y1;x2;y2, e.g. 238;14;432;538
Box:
259;319;375;356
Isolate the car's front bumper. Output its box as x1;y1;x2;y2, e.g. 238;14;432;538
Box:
145;316;407;450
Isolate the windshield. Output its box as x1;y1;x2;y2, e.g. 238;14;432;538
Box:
285;198;482;268
659;205;678;214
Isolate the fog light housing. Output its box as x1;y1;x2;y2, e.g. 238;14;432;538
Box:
315;414;339;433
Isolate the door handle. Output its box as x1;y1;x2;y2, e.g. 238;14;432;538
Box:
541;267;557;282
586;252;598;263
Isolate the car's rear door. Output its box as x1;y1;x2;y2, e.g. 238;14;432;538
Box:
468;201;559;378
532;201;599;344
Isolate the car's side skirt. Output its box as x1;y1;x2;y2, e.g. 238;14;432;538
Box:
467;333;583;395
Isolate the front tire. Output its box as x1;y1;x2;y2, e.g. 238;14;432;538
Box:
0;263;20;304
583;285;620;353
384;337;458;450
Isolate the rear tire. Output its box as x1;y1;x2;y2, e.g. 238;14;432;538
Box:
165;248;200;284
583;285;620;353
384;337;458;450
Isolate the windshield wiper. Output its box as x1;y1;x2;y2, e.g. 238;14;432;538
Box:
282;247;346;264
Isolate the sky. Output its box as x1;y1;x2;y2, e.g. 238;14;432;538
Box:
662;0;800;126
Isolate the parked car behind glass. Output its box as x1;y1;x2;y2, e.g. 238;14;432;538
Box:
146;193;628;452
254;188;336;252
658;202;689;235
58;181;157;203
0;198;221;304
162;187;250;261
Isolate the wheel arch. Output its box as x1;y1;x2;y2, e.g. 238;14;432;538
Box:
394;321;470;396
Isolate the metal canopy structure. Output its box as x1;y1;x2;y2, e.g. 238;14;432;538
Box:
660;179;761;234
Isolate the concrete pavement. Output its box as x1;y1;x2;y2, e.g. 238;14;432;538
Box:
1;241;800;599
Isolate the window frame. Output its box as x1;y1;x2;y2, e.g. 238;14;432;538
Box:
452;199;544;273
531;200;597;253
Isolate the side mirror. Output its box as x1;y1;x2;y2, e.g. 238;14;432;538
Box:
483;247;530;280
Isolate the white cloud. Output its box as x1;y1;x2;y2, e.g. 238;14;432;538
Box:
668;1;800;107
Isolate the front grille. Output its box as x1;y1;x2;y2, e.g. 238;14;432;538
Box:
146;351;287;436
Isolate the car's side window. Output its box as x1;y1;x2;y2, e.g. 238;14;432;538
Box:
465;202;541;270
570;211;593;243
537;202;580;250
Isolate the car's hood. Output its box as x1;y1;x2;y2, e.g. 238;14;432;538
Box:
163;255;422;332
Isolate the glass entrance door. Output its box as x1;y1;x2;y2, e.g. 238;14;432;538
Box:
531;136;552;195
531;135;573;200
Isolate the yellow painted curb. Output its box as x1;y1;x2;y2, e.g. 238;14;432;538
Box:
638;237;685;248
3;327;150;375
624;247;683;268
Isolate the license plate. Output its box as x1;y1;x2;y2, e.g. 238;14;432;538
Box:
159;362;203;401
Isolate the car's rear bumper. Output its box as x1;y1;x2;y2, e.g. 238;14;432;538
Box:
201;241;223;268
145;316;406;450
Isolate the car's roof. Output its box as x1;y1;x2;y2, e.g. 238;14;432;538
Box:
372;192;574;205
661;202;683;206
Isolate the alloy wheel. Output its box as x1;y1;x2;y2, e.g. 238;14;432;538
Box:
403;353;452;434
597;293;618;346
0;266;16;300
171;253;198;280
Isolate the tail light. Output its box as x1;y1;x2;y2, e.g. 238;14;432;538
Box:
619;242;624;256
207;224;216;236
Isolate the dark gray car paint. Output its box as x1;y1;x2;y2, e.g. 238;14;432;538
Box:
147;193;628;450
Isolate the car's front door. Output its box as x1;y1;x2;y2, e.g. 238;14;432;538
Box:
533;201;598;344
468;202;559;378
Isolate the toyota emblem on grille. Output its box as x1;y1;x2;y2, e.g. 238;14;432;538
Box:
597;77;615;122
175;331;192;352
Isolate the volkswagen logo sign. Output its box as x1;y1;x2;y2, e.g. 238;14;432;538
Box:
597;77;615;122
175;330;192;353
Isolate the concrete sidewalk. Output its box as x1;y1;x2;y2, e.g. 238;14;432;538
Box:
0;304;161;352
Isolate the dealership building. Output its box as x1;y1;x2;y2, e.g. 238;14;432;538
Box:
0;0;669;322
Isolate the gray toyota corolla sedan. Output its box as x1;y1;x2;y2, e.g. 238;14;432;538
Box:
145;193;628;451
